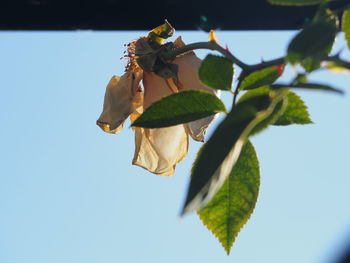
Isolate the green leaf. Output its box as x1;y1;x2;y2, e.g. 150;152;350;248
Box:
132;90;226;128
300;8;338;72
271;83;344;94
342;9;350;49
287;22;337;64
181;90;286;215
274;91;312;125
238;87;287;134
199;54;234;90
239;66;283;91
267;0;331;6
198;141;259;255
301;57;322;72
312;6;339;26
293;74;308;84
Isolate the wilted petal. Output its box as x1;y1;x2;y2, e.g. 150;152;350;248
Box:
143;71;178;108
97;72;142;133
184;115;219;142
132;126;188;176
132;71;187;176
173;37;220;142
130;91;144;125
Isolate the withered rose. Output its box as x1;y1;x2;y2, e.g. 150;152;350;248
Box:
97;25;219;176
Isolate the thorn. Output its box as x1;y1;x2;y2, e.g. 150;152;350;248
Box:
276;64;285;76
225;44;231;55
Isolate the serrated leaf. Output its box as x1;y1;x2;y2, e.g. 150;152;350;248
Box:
132;90;226;128
271;83;344;94
274;91;312;125
267;0;331;6
239;66;283;91
287;22;337;64
181;90;286;215
342;9;350;49
238;86;287;134
199;54;234;90
198;141;259;254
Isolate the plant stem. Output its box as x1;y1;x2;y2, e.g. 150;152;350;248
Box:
162;41;286;71
161;41;249;69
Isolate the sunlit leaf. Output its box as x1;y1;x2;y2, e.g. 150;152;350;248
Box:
325;61;350;73
267;0;332;6
238;86;287;133
199;54;234;90
198;141;259;254
342;9;350;49
287;22;337;64
132;90;226;128
181;90;286;215
274;91;312;125
239;66;284;91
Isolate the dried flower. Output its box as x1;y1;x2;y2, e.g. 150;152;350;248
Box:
97;22;219;176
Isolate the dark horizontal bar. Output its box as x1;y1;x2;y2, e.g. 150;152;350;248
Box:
0;0;347;30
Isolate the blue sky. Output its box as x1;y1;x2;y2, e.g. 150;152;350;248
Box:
0;30;350;263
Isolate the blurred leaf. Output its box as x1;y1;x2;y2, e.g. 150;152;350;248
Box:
325;60;350;73
274;91;312;125
239;66;284;91
313;7;339;26
271;83;344;94
293;74;308;84
181;90;286;215
301;57;322;72
301;7;338;72
132;90;226;128
267;0;332;5
342;9;350;49
198;141;259;255
238;87;287;134
199;54;234;90
287;23;337;64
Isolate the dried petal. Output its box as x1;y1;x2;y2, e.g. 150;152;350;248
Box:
132;126;188;176
132;71;188;176
173;37;220;142
130;91;144;125
143;71;178;108
97;72;142;133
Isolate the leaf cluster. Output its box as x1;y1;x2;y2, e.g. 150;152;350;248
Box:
131;0;349;255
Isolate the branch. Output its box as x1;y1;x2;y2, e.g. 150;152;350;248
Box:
161;41;286;71
161;41;249;69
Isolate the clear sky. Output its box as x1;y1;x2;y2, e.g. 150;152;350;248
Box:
0;29;350;263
